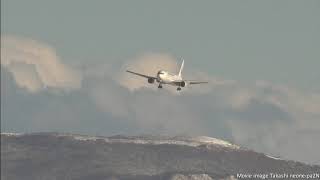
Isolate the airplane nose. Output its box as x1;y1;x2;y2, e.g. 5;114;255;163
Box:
157;74;163;80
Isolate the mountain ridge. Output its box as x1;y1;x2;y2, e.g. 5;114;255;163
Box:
1;132;319;180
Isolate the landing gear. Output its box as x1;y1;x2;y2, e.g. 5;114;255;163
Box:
177;87;181;91
158;84;163;88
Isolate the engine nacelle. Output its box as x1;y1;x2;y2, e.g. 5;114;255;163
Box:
178;81;186;87
148;78;155;84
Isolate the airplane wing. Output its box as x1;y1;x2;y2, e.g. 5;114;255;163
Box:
126;70;157;80
188;81;208;84
172;80;208;86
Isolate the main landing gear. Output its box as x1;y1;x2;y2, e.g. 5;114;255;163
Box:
158;84;163;88
177;87;181;91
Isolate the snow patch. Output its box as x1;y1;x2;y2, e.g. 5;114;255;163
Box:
1;132;240;150
61;134;240;149
1;132;23;137
72;135;99;141
265;154;282;160
171;174;213;180
191;136;239;148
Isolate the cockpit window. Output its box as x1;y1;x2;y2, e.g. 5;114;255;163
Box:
157;71;165;75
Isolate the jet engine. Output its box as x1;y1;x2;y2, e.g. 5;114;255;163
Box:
178;81;186;87
148;78;155;84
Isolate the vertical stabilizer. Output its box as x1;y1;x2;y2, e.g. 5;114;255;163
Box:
178;59;184;77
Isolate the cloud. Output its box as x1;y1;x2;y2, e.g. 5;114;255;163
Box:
87;76;131;118
85;72;205;135
119;60;320;164
225;82;320;164
1;35;82;92
1;39;319;165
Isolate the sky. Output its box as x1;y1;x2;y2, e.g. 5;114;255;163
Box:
1;0;320;165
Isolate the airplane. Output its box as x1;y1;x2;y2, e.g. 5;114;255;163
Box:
126;59;208;91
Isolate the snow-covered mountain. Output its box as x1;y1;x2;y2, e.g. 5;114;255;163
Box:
1;132;319;180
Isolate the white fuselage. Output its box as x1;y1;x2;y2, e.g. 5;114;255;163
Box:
157;70;182;84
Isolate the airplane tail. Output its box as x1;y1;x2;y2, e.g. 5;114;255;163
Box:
178;59;184;77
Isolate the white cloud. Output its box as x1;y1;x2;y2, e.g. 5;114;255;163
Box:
1;35;82;92
225;81;320;164
1;46;319;164
88;53;320;164
118;57;320;164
